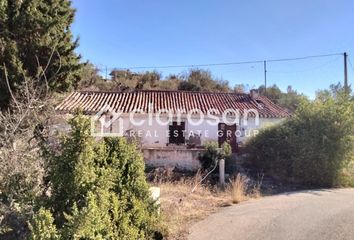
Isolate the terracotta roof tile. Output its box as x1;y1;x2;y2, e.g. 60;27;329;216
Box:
55;90;291;118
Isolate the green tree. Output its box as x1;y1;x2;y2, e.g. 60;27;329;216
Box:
258;84;304;112
33;113;159;239
178;69;231;92
258;84;283;102
178;80;201;91
159;74;182;90
78;62;104;90
0;0;82;108
135;71;161;89
108;70;162;91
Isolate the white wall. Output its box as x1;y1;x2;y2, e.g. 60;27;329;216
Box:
237;117;285;144
102;114;285;147
186;117;219;144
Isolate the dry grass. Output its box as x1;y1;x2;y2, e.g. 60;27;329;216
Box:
250;184;262;199
154;171;263;239
229;173;247;204
250;174;263;199
156;172;230;239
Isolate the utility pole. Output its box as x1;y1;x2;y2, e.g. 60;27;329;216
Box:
264;60;267;95
105;66;108;81
344;52;348;91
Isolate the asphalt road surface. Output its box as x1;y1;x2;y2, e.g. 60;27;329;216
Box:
188;188;354;240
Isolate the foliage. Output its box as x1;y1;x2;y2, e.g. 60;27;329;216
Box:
199;141;219;170
77;62;108;90
233;84;249;93
0;0;82;108
178;80;202;91
199;141;232;170
29;208;59;240
135;71;161;89
221;142;232;157
258;84;305;112
103;68;233;93
107;69;161;91
246;87;354;187
82;65;306;114
158;75;181;90
31;113;160;239
178;69;230;92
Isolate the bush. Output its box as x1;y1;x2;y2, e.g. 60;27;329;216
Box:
31;113;160;239
199;141;232;170
29;208;59;240
246;91;354;187
199;141;219;170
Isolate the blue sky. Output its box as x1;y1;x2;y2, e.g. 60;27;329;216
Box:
71;0;354;97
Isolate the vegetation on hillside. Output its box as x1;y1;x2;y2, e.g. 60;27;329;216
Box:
246;84;354;187
78;64;304;112
79;67;231;93
258;84;305;112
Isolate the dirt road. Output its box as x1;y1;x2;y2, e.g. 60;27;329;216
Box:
188;188;354;240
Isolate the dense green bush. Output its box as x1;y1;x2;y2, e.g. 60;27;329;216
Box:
246;90;354;187
199;141;232;170
31;113;160;239
29;208;59;240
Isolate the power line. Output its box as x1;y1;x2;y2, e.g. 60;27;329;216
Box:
266;53;342;63
267;56;341;74
117;60;264;70
110;52;343;70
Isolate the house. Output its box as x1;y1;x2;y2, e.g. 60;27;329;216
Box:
55;89;290;170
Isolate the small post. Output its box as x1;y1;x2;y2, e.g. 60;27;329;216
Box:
105;66;108;81
219;158;225;186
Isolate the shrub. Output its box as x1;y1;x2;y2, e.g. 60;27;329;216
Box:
31;113;160;239
199;141;219;170
199;141;233;170
29;208;59;240
221;142;232;157
246;91;354;187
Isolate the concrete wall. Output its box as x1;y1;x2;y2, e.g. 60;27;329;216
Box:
142;147;203;170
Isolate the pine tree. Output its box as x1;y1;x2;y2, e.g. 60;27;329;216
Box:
0;0;82;108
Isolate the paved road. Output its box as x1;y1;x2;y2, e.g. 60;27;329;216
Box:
188;188;354;240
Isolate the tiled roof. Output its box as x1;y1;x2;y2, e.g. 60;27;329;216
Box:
55;90;290;118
